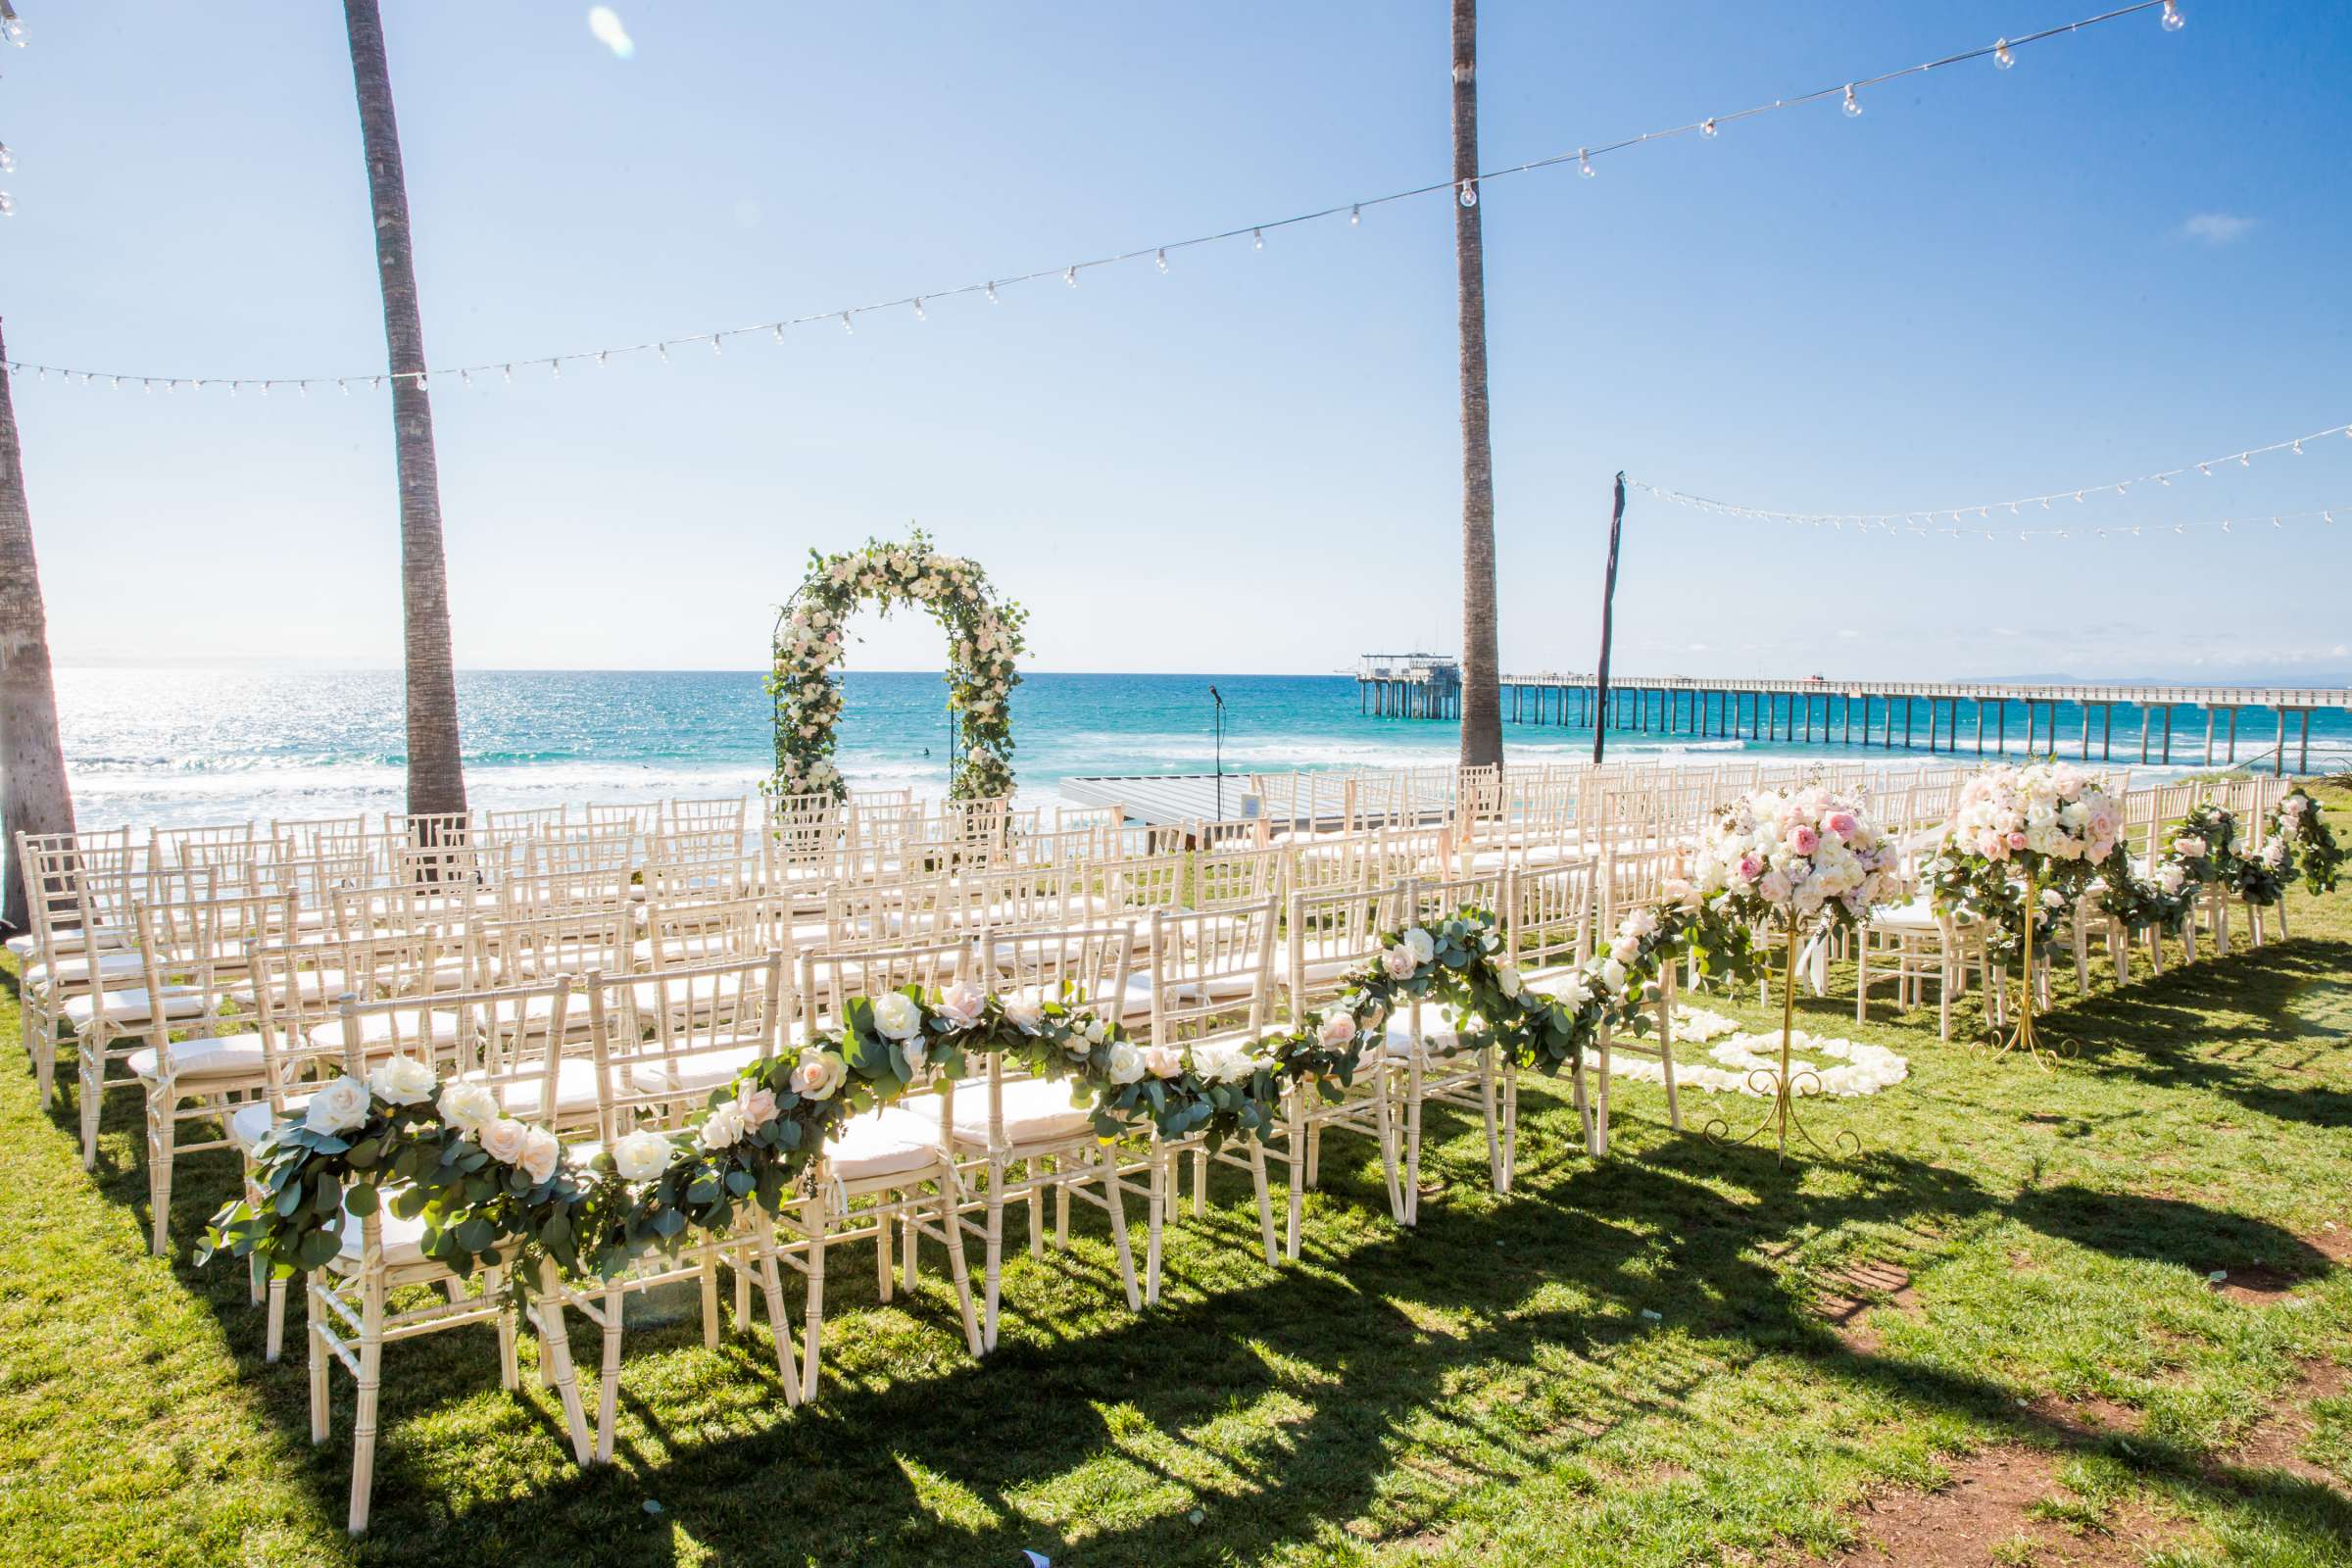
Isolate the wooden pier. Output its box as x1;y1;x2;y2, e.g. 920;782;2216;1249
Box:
1354;663;2350;775
1355;654;1462;720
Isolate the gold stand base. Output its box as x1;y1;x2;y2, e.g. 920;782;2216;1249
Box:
1705;922;1861;1165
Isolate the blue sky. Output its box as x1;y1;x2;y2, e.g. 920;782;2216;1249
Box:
6;1;2348;681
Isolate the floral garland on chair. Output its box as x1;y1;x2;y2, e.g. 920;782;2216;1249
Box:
2264;788;2340;897
769;531;1026;803
199;903;1755;1291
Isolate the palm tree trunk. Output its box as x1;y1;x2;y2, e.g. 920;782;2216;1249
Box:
0;319;78;934
343;0;466;821
1451;0;1502;770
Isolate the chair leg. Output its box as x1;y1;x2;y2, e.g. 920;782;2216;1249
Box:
734;1251;752;1328
1054;1170;1071;1250
750;1211;802;1400
492;1268;518;1393
1658;1032;1682;1134
1375;1069;1406;1223
1592;1038;1613;1158
595;1284;625;1465
533;1260;593;1464
1026;1163;1044;1260
1304;1124;1322;1187
307;1281;331;1444
346;1273;386;1536
982;1186;1006;1352
1284;1102;1307;1263
78;1035;104;1171
1477;1051;1503;1190
1400;1065;1423;1227
875;1211;894;1304
901;1210;919;1296
266;1274;289;1363
1100;1143;1141;1312
800;1195;825;1402
1498;1062;1518;1195
1190;1147;1207;1220
147;1085;175;1257
1248;1139;1278;1266
1145;1147;1167;1307
937;1175;983;1356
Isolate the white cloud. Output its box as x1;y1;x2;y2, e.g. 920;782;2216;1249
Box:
587;6;635;58
1686;642;1710;653
2180;212;2254;246
1836;628;1860;640
2334;644;2348;658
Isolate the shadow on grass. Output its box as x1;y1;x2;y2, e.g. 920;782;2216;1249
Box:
2027;939;2352;1128
105;1088;2342;1568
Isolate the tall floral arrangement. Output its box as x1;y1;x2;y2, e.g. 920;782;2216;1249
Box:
1691;785;1903;931
769;531;1025;802
1926;762;2122;944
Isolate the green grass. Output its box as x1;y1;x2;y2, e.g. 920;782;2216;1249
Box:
4;792;2350;1566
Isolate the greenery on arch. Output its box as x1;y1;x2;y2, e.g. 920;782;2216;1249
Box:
767;530;1027;802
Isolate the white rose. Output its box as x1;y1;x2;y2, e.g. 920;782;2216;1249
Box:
1078;1016;1108;1046
1403;927;1436;964
1381;945;1418;980
1002;995;1045;1035
1609;934;1641;965
1105;1042;1146;1085
303;1075;372;1135
437;1080;500;1136
699;1101;750;1151
1494;962;1523;1000
1142;1043;1186;1078
870;991;922;1042
611;1129;676;1182
518;1125;562;1184
367;1054;436;1107
1598;957;1629;995
934;981;986;1030
479;1116;528;1164
789;1050;848;1102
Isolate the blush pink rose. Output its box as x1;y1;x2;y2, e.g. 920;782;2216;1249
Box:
2007;831;2029;851
1788;825;1820;856
739;1088;779;1129
1318;1010;1358;1048
1825;811;1858;841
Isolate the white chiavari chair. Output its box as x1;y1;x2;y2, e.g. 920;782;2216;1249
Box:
559;955;802;1460
1504;858;1600;1175
1135;902;1281;1302
71;864;221;1170
782;939;983;1398
307;981;594;1534
14;830;140;1102
1388;873;1507;1213
1280;881;1399;1256
957;925;1138;1349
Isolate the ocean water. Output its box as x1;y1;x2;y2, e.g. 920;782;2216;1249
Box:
46;666;2352;836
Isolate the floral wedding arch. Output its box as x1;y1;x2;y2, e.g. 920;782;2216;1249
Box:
768;531;1027;802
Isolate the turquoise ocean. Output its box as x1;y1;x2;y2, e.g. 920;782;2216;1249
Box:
51;667;2352;836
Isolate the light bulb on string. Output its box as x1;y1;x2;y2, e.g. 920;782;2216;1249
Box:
2161;0;2184;30
1842;84;1861;117
1064;266;1078;287
911;297;925;319
598;350;610;367
1993;39;2014;70
1251;227;1264;249
461;369;472;388
772;325;785;345
502;365;514;383
1457;179;1477;208
0;144;14;172
985;281;999;305
1153;249;1168;273
657;342;669;362
840;311;855;332
2239;452;2250;466
1578;148;1595;177
2;16;23;44
2292;439;2303;455
0;192;17;218
1349;204;1361;225
709;334;723;354
549;359;561;378
1700;118;1718;138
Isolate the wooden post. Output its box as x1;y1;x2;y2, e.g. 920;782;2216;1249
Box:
1996;699;2006;754
2298;709;2311;773
2226;706;2237;763
2163;705;2173;764
1591;472;1626;764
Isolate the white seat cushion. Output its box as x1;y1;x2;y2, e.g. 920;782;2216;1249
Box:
25;951;147;991
227;967;355;1005
656;1041;768;1096
64;986;209;1028
1522;969;1590;1003
127;1031;268;1081
1869;898;1942;933
334;1194;429;1266
826;1106;946;1184
949;1075;1095;1148
229;1098;303;1152
1383;1015;1463;1058
305;1007;465;1054
459;1056;613;1117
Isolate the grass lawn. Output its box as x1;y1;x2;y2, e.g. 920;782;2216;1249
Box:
3;789;2350;1567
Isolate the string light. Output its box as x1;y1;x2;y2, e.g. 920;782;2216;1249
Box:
2162;0;2185;29
1154;248;1168;272
0;0;2186;397
913;295;927;318
1994;38;2016;69
1623;496;2350;546
1633;416;2352;528
0;143;15;172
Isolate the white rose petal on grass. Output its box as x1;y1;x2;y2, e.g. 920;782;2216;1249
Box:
366;1054;435;1107
611;1129;676;1182
302;1075;372;1135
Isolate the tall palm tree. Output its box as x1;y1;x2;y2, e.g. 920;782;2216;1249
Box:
0;319;77;933
1450;0;1502;769
343;0;466;822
